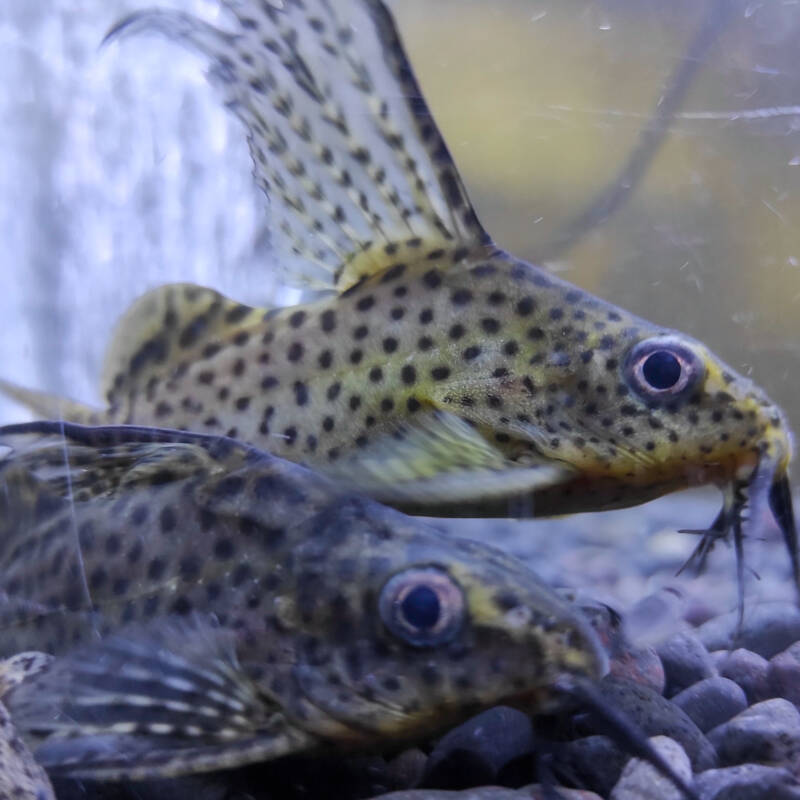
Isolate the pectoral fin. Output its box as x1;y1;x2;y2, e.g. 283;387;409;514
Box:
6;615;314;780
327;411;573;506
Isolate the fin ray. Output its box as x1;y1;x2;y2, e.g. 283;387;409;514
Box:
105;0;489;292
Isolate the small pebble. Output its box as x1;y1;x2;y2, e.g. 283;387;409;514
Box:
624;588;688;647
656;632;716;696
384;749;427;791
671;677;748;733
553;735;629;796
371;787;603;800
423;706;534;789
769;641;800;707
696;602;800;659
707;698;800;766
693;764;800;799
717;648;773;704
610;735;692;800
581;677;717;771
579;600;665;693
609;645;666;695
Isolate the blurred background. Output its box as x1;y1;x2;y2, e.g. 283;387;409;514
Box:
1;0;798;614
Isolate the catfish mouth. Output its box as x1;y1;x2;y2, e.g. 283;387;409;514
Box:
679;451;800;620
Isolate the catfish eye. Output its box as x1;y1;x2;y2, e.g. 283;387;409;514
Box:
379;567;464;647
624;336;705;400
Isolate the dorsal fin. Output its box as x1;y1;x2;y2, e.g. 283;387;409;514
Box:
0;421;236;505
100;282;262;416
105;0;490;293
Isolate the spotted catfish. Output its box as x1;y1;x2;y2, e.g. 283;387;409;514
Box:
2;1;796;592
0;420;611;782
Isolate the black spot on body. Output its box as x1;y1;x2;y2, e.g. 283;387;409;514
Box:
449;324;465;340
381;263;407;283
287;342;304;362
214;539;236;561
294;382;309;406
320;309;337;332
289;310;306;328
423;269;442;289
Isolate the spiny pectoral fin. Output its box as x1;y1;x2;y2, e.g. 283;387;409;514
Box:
101;282;262;415
326;411;573;506
105;1;488;294
7;615;314;780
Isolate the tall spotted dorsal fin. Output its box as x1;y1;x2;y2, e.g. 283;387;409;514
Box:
105;0;490;293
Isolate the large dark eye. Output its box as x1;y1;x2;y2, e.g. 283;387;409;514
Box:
624;336;705;400
379;567;464;647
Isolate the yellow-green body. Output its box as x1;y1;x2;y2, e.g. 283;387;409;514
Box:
0;0;795;560
91;245;787;519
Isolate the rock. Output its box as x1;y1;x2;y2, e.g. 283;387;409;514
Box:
624;588;689;647
384;749;427;791
371;787;603;800
422;706;535;789
693;764;800;799
769;641;800;707
708;698;800;766
717;648;773;704
581;677;717;772
671;677;748;733
609;644;666;695
696;602;800;659
656;632;716;696
579;599;665;693
610;735;692;800
553;735;630;797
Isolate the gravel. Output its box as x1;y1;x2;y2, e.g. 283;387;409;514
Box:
610;736;692;800
23;492;800;799
671;677;748;733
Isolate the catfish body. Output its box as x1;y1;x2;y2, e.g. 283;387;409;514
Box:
0;421;605;780
0;0;796;587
